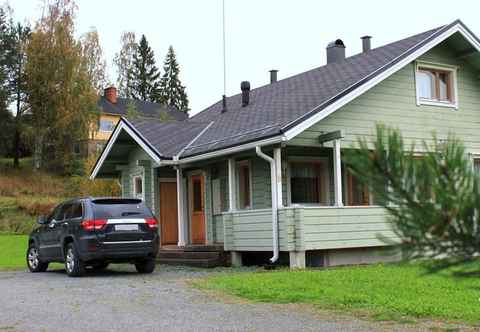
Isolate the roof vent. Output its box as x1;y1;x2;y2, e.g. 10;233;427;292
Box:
221;95;227;113
241;81;250;107
361;36;372;53
326;39;346;64
269;69;278;84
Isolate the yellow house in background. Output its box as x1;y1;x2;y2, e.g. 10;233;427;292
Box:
83;86;188;156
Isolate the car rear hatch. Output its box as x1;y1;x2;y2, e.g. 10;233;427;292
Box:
91;198;157;244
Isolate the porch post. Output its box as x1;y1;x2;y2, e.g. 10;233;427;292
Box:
274;147;283;208
176;167;186;247
228;158;236;212
333;139;343;207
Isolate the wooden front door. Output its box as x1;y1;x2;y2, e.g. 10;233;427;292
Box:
190;174;206;244
159;181;178;245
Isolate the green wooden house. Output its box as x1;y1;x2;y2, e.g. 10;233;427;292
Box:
91;20;480;268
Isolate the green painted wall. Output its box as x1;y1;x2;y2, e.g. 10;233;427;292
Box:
291;43;480;153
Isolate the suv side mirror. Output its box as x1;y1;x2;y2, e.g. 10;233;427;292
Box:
37;215;47;225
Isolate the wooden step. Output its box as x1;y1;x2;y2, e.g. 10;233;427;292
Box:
157;257;224;268
157;250;221;260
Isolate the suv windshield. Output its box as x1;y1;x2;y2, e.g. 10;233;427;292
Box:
92;199;153;219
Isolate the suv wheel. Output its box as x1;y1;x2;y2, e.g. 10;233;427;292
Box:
65;243;85;277
135;259;155;274
26;244;48;272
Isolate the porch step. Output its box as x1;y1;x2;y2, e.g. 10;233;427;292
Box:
157;257;222;268
156;246;228;268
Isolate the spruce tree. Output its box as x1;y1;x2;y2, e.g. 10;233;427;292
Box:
128;35;161;102
158;46;189;113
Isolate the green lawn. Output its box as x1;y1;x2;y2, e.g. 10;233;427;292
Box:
0;234;29;270
196;262;480;324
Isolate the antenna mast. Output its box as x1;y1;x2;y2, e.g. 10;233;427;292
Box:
222;0;226;96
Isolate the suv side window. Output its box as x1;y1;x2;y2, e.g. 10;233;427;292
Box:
47;205;63;223
65;202;83;220
55;204;71;223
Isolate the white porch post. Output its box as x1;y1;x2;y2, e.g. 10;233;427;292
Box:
274;147;283;207
333;139;343;207
176;167;186;247
228;158;236;212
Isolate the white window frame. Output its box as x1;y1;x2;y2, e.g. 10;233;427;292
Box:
132;174;144;200
415;61;458;109
99;118;116;132
287;156;331;206
236;160;253;210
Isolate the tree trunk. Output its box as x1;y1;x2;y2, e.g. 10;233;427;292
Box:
33;133;43;171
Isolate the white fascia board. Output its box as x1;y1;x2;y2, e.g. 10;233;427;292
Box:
90;120;162;179
283;23;479;141
176;135;285;165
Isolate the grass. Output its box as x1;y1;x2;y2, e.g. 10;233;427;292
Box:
0;234;29;270
195;262;480;324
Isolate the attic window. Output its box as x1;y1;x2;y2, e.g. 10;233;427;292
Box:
415;62;458;108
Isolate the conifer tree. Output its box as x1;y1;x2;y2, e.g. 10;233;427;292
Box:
128;35;161;102
345;124;480;267
158;46;189;113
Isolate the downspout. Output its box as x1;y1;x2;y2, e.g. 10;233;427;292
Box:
255;146;279;263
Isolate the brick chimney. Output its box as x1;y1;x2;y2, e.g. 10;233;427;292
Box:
104;86;117;104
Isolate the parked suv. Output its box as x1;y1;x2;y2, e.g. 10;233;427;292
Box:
27;197;159;277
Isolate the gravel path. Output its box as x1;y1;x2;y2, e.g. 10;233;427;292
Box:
0;265;457;332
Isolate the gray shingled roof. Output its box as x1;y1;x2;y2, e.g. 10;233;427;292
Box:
98;97;188;121
126;119;211;158
126;21;470;159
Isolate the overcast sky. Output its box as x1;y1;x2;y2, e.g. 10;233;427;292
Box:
9;0;480;115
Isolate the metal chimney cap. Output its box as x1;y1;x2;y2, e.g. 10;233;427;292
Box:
241;81;251;91
361;35;372;40
327;39;345;48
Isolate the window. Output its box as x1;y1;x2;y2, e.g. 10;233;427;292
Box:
416;62;457;107
474;159;480;174
192;178;203;212
236;161;252;209
99;119;115;132
133;175;143;199
289;159;330;205
65;203;83;220
346;170;370;206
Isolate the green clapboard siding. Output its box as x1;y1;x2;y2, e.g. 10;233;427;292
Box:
290;42;480;154
217;206;395;252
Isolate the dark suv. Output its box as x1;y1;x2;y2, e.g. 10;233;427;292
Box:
27;197;159;277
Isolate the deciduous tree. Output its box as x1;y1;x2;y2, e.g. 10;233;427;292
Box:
25;0;97;174
114;31;136;98
80;27;108;94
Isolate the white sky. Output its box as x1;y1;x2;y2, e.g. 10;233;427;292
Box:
10;0;480;115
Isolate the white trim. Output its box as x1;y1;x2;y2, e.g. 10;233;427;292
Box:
132;174;144;200
90;120;161;179
228;158;237;212
174;122;215;160
176;168;186;247
415;61;458;109
333;139;343;207
283;22;480;141
177;135;284;165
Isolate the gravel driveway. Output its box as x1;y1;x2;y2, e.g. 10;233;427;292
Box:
0;265;455;332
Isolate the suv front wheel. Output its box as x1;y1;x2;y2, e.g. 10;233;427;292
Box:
65;243;85;277
27;244;49;272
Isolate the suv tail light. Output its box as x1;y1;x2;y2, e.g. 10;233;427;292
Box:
145;218;158;229
81;219;107;231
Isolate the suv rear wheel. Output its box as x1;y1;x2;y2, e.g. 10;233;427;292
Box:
65;243;85;277
135;259;155;274
26;244;48;272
